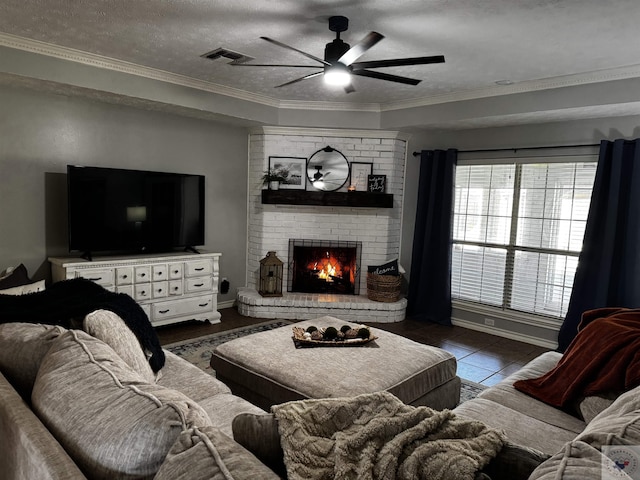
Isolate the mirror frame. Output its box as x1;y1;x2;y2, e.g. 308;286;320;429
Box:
306;146;350;192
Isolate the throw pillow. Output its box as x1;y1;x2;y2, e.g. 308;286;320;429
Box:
83;309;156;384
154;426;280;480
0;264;31;289
0;323;67;398
0;279;46;296
529;440;631;480
481;442;550;480
576;385;640;449
577;393;618;424
232;412;285;476
367;258;399;276
32;330;211;480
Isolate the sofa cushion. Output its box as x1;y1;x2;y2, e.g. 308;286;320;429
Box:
577;385;640;449
197;391;266;438
0;279;46;295
154;426;280;480
83;309;156;384
454;397;576;455
0;323;66;398
31;330;211;480
577;393;618;423
156;350;231;402
529;441;631;480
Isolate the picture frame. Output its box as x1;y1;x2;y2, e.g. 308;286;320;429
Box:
367;174;387;193
268;156;307;190
349;162;373;192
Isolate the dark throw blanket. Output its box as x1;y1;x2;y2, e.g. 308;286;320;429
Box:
0;278;165;372
514;307;640;409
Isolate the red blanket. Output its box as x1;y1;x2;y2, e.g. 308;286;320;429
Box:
514;308;640;409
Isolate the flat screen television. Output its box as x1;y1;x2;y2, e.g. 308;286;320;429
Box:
67;165;205;258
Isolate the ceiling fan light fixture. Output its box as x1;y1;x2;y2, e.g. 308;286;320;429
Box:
324;64;351;87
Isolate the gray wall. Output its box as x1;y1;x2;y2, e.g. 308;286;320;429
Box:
0;84;249;304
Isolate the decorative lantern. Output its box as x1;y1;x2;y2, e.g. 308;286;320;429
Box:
258;251;283;297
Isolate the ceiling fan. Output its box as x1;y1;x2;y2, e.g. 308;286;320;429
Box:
233;16;445;93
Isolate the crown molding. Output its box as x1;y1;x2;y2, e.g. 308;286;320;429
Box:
0;32;281;108
249;126;410;141
379;64;640;112
3;31;640;117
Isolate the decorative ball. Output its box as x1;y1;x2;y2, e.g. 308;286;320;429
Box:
303;332;312;339
311;330;324;341
323;326;338;340
344;328;359;339
357;327;371;340
306;326;318;333
340;325;352;334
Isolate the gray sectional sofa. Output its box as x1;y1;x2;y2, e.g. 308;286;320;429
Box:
0;311;280;480
1;309;638;479
454;351;640;479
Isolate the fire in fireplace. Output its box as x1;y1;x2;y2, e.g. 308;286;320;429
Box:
288;239;362;295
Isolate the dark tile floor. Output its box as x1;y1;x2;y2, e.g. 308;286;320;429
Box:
155;307;551;387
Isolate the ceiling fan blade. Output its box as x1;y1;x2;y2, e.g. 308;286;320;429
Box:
275;71;324;88
261;37;330;66
338;31;384;66
232;63;322;68
352;69;421;85
351;55;445;69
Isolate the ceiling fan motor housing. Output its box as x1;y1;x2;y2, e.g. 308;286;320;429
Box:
325;39;350;64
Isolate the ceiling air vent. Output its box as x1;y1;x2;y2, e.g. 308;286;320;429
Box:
201;48;254;64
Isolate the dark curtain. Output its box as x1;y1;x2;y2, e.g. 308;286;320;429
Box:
407;149;457;325
558;138;640;351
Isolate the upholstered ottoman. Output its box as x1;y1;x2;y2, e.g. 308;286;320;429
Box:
211;316;460;410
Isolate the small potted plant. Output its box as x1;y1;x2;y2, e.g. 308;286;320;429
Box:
261;167;289;190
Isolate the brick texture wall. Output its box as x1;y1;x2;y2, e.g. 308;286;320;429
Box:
247;127;408;294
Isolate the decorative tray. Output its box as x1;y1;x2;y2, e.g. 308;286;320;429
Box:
291;324;378;348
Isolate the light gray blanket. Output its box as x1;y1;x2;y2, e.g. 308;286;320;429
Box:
272;391;506;480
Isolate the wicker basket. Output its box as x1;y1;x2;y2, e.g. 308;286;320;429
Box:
366;272;402;302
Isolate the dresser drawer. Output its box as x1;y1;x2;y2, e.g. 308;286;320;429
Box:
75;269;114;286
169;280;183;296
115;267;133;286
185;259;213;277
135;266;151;283
185;276;213;293
152;294;214;321
168;262;183;279
134;283;152;301
152;264;168;282
152;281;168;299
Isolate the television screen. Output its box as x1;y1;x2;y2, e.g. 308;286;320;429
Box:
67;165;205;256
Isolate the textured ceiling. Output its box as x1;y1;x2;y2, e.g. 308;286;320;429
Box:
1;0;640;108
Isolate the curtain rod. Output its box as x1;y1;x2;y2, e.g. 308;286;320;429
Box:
412;142;600;157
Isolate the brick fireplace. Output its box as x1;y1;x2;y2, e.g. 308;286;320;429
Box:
237;127;408;323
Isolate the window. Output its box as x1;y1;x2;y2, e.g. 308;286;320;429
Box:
451;159;597;318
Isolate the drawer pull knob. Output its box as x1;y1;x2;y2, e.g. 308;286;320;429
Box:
173;287;179;291
122;275;128;279
194;283;204;287
87;277;102;282
174;270;179;274
198;302;210;307
140;291;146;295
157;289;163;293
159;309;170;314
195;267;204;271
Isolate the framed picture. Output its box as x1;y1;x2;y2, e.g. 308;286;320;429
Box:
367;174;387;193
268;156;307;190
349;162;373;191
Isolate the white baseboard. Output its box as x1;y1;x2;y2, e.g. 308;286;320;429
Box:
451;318;558;350
218;299;236;310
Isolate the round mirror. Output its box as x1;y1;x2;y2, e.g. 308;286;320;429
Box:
307;146;349;192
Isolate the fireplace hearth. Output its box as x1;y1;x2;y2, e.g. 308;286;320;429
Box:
288;239;362;295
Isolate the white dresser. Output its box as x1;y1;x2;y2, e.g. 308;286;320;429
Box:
49;252;221;326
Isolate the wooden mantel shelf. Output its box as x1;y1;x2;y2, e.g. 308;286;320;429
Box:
261;190;394;208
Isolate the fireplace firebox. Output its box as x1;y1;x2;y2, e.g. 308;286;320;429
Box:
288;239;362;295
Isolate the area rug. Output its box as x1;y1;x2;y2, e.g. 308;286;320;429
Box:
165;320;487;405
